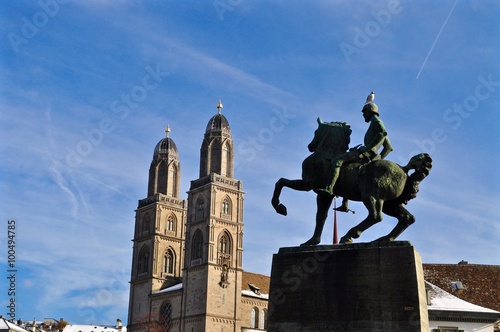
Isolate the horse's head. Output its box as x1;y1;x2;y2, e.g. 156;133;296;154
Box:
308;118;351;156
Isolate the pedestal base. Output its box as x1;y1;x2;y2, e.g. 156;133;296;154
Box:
267;241;428;332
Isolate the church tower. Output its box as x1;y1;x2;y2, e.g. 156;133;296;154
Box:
181;101;245;331
128;125;187;329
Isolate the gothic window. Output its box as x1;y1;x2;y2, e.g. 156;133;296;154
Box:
141;213;150;234
196;198;205;220
210;142;221;174
167;164;178;196
163;249;175;275
167;214;176;232
250;307;259;329
159;302;172;332
219;231;231;255
158;161;167;194
137;246;150;275
221;141;231;177
191;230;203;260
222;197;231;216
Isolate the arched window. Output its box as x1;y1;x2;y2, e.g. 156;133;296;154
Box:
222;197;231;216
163;249;175;275
159;302;172;332
196;198;205;220
191;230;203;260
250;307;259;328
138;246;150;275
221;142;229;176
260;309;267;329
141;213;150;234
220;141;232;177
167;214;176;232
210;141;221;174
167;164;178;197
158;161;167;194
219;231;231;255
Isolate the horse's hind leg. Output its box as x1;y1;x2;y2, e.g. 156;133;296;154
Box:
301;194;334;246
375;203;415;242
340;196;383;244
272;178;314;216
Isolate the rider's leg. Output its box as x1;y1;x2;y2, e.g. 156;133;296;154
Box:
318;159;342;195
334;198;349;212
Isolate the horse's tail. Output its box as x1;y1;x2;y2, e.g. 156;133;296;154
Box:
399;153;433;204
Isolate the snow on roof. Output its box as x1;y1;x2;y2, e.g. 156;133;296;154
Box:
241;289;269;300
153;282;183;294
62;325;126;332
426;281;500;314
0;318;30;332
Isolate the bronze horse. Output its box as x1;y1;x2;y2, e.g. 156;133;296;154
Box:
271;118;432;245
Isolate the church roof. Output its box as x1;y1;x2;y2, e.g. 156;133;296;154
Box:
153;136;178;159
205;113;231;135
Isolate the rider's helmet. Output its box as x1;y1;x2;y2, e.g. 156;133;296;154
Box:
362;103;379;116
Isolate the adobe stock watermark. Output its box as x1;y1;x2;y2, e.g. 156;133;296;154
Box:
234;107;296;172
396;73;499;165
268;249;331;317
76;269;130;322
339;0;403;64
65;64;169;167
213;0;244;21
7;0;72;54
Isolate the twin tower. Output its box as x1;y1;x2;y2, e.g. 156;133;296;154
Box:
127;101;247;331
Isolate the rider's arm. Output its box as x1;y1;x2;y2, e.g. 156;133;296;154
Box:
363;117;387;152
379;136;393;159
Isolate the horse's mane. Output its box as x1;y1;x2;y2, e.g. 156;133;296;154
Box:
318;121;352;154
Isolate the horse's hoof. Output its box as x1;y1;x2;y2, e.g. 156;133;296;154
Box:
339;236;353;244
275;203;287;216
373;236;394;243
300;237;320;246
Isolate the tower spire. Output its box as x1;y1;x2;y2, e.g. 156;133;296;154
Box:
217;99;223;114
165;123;171;138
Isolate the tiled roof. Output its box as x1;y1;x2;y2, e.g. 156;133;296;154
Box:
423;263;500;312
241;271;270;294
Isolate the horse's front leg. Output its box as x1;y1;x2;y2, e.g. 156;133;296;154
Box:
301;194;334;246
271;178;288;215
271;178;314;216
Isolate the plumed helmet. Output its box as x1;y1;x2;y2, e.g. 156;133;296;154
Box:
362;103;379;116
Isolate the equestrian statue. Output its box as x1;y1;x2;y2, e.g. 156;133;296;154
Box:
271;96;432;246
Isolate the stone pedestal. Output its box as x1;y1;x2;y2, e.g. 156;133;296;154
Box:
267;241;428;332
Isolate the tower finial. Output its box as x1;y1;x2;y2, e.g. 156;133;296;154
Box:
165;123;171;138
216;99;223;114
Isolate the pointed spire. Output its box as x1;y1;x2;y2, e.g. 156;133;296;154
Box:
216;99;223;114
165;123;171;138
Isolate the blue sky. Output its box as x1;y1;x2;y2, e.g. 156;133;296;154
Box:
1;0;499;326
